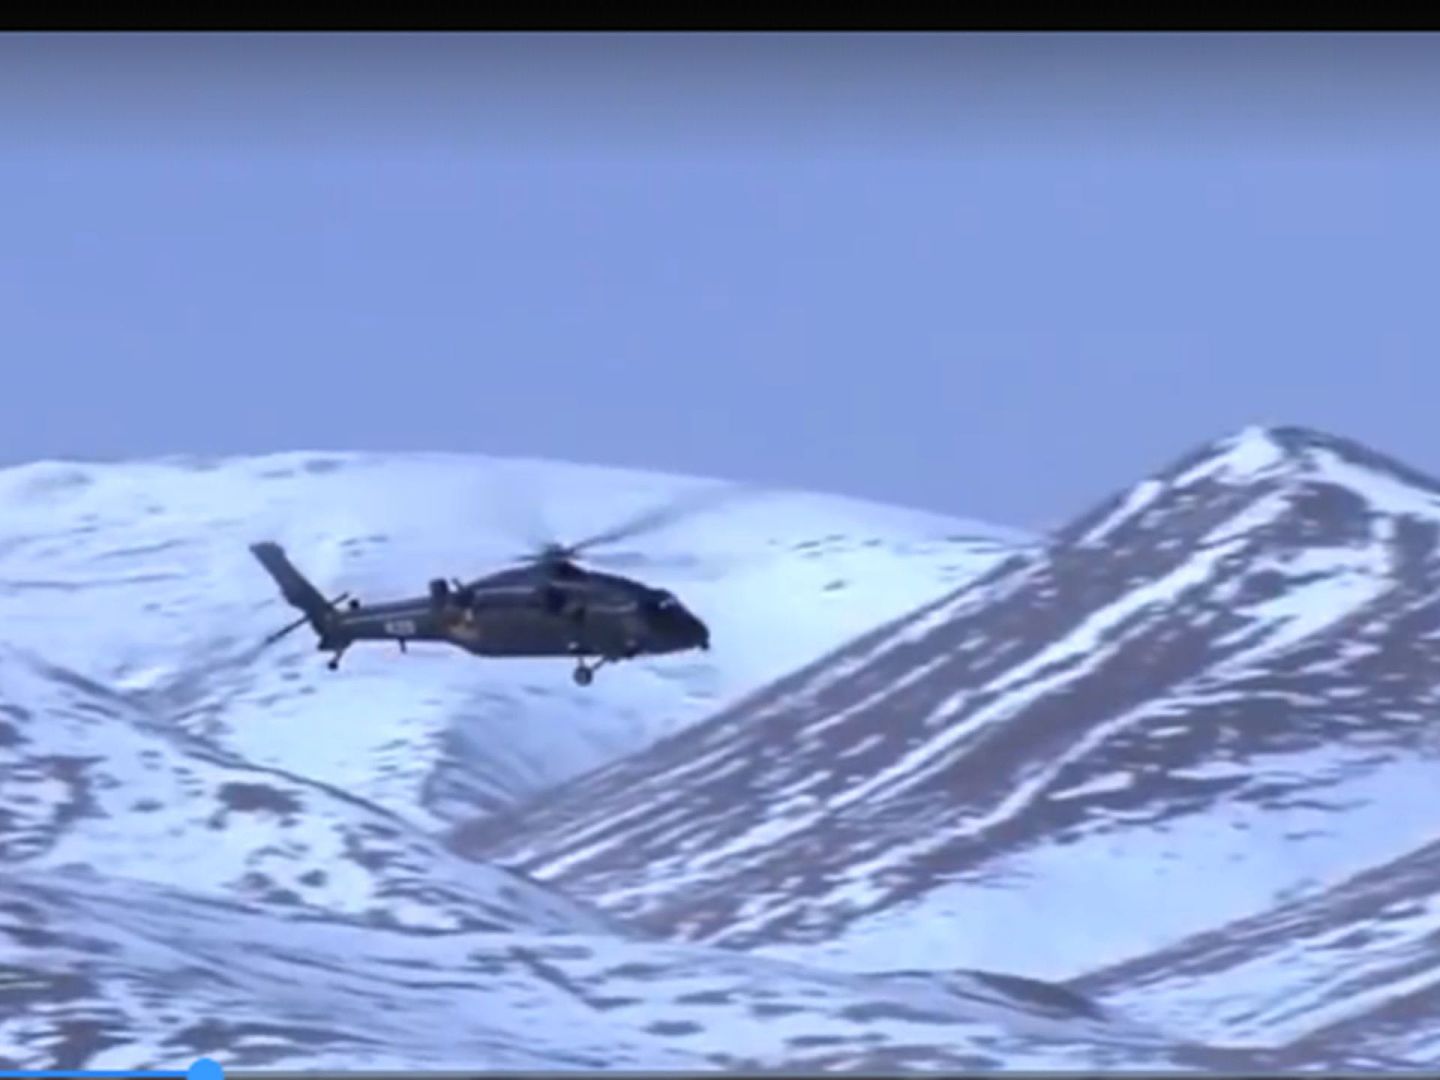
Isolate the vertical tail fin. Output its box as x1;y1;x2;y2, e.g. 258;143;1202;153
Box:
249;542;334;636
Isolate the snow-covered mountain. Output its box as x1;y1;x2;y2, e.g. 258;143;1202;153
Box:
3;864;1229;1072
1070;834;1440;1064
0;642;615;936
0;451;1021;829
14;428;1440;1069
16;449;1178;1071
0;651;1202;1071
0;449;1217;1072
455;424;1440;1068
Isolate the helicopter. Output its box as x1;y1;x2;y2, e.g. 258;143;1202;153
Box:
247;489;719;687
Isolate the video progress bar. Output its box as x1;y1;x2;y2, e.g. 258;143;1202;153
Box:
0;1059;220;1080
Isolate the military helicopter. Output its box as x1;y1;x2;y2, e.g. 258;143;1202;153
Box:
248;489;719;686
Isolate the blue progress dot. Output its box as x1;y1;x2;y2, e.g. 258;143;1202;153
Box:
187;1059;223;1080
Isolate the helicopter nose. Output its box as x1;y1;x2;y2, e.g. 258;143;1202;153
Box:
691;613;711;651
650;598;710;653
671;605;709;651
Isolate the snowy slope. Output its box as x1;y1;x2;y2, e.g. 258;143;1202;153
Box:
0;864;1238;1072
1071;835;1440;1063
457;425;1440;1014
0;451;1021;829
0;636;1228;1074
0;642;614;936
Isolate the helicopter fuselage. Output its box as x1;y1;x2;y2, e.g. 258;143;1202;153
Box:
250;542;709;684
331;572;705;659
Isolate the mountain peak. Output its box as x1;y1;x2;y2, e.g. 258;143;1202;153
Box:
1136;422;1440;504
1162;424;1329;485
1201;423;1436;483
1060;423;1440;550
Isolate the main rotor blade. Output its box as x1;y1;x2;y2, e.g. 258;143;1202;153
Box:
562;483;749;558
490;464;558;556
583;549;703;572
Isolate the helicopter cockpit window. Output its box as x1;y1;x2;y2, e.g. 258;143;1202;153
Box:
650;590;677;610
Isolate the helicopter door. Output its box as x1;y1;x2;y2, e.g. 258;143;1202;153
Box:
540;583;589;633
540;584;566;615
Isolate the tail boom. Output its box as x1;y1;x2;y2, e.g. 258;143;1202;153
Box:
249;542;337;640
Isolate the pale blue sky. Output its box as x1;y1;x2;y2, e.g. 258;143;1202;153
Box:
3;33;1439;529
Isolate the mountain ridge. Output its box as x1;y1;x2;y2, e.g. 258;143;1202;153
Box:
450;423;1440;1068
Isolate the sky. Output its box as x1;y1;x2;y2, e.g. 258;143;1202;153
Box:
3;32;1440;531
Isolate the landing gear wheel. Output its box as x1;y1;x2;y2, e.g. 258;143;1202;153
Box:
572;664;594;687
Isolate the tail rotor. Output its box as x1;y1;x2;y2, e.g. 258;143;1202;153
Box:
249;542;358;653
261;591;351;648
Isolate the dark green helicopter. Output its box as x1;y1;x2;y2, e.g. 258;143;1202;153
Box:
249;491;719;686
